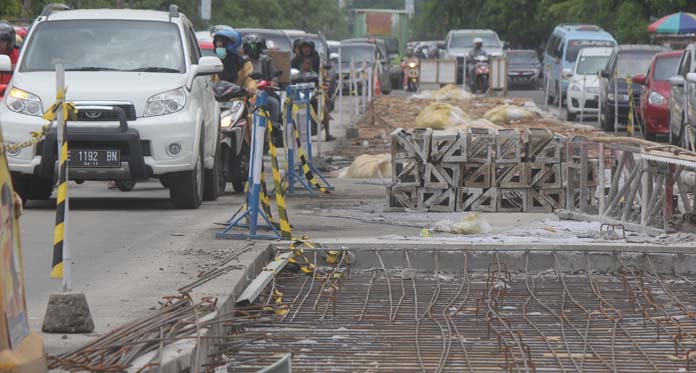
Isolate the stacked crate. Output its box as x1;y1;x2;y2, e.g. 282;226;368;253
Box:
388;127;568;212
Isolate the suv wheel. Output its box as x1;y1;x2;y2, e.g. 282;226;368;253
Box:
13;175;53;205
230;143;249;193
203;146;220;201
169;145;204;209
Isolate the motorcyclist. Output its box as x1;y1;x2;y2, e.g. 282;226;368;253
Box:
401;49;418;90
242;33;283;145
213;28;256;96
291;39;320;73
0;23;19;91
291;39;334;141
466;37;488;85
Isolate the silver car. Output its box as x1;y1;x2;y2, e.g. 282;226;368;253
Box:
668;44;696;148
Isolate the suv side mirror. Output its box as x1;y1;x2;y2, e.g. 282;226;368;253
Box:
0;55;11;73
632;73;646;85
502;41;510;49
670;75;685;87
687;72;696;84
600;69;609;78
196;56;223;76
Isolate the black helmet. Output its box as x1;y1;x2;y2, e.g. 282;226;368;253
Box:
299;38;315;55
0;23;16;52
242;33;266;59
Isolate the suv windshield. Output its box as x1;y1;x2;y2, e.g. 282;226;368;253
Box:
575;55;609;74
616;51;656;77
654;56;680;81
508;51;538;64
21;20;185;73
566;39;615;63
450;33;500;49
340;46;374;64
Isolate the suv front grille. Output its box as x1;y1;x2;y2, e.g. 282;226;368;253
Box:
76;104;137;122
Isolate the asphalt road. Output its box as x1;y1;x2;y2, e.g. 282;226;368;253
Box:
20;180;250;352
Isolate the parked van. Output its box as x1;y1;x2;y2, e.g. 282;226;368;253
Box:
543;24;616;105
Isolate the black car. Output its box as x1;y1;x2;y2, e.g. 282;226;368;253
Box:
599;45;666;131
507;49;542;88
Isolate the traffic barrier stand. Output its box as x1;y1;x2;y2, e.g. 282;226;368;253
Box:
217;91;289;240
285;83;333;196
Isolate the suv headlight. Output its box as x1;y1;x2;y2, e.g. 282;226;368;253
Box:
571;85;581;92
648;91;666;105
144;87;186;117
6;87;44;117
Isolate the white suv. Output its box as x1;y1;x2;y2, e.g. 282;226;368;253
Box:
0;5;222;208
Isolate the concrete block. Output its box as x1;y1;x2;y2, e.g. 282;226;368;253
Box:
529;162;562;189
462;162;492;188
527;188;565;212
527;128;565;163
457;187;497;212
392;158;423;186
494;163;528;188
41;292;94;333
387;184;419;209
497;188;528;212
391;128;431;161
430;130;466;163
424;163;461;189
466;128;494;163
495;128;523;163
420;188;457;212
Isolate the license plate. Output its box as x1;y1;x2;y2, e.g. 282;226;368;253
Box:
68;150;121;168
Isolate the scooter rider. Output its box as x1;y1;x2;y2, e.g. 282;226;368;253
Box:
401;49;418;90
0;23;19;91
213;28;257;96
291;39;335;141
243;33;283;144
466;37;487;84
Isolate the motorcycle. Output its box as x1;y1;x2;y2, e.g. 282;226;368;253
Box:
468;55;490;94
403;59;419;92
213;81;250;194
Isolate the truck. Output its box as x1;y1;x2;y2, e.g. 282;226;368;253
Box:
352;9;409;90
352;9;409;59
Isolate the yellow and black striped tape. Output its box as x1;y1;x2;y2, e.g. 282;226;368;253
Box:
259;172;276;226
46;93;78;279
292;124;329;194
625;75;634;137
265;109;293;240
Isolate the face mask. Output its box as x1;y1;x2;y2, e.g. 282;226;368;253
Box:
215;48;227;59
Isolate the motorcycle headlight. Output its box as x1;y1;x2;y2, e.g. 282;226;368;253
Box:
648;91;666;105
6;87;44;117
220;101;244;128
571;85;581;92
408;62;417;68
607;93;615;102
144;87;186;117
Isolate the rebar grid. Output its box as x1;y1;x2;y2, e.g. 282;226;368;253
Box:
213;250;696;372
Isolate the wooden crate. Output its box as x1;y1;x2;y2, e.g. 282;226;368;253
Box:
497;188;528;212
457;187;497;212
527;188;565;212
420;188;457;212
392;158;423;186
387;184;420;209
391;128;432;161
466;128;494;163
529;162;562;189
563;160;599;187
494;163;529;188
462;162;492;188
424;163;461;189
495;128;523;163
430;130;466;163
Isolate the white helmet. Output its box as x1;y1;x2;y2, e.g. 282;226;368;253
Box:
473;37;483;45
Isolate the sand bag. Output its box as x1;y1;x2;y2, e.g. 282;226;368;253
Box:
483;104;536;124
410;84;473;101
344;154;392;178
415;102;470;129
456;118;502;131
432;213;491;235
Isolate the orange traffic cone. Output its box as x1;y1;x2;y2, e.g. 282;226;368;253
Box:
374;75;382;96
